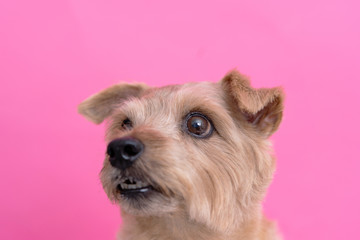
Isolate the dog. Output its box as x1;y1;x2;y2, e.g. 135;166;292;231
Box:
78;70;284;240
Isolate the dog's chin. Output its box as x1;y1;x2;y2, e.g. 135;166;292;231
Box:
113;176;178;216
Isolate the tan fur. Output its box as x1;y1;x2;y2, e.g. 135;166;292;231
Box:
78;70;284;240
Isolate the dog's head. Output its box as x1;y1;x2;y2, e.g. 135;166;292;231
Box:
78;70;284;233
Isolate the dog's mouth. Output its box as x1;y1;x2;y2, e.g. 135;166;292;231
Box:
117;177;154;195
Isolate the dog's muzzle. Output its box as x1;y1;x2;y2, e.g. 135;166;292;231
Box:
107;137;144;170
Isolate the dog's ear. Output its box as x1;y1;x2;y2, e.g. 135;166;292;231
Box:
221;70;284;137
78;83;148;124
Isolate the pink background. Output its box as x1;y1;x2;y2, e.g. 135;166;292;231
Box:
1;0;359;239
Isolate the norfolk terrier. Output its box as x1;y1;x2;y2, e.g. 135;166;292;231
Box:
78;70;284;240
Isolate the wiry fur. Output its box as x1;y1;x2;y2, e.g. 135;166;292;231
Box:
78;70;284;240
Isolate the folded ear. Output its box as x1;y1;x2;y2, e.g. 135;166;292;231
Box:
78;83;149;124
221;70;284;137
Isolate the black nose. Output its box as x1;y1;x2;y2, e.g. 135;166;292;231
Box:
106;137;144;170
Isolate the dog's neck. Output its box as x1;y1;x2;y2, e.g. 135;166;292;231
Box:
118;210;277;240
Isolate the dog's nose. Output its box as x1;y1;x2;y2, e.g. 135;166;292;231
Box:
106;137;144;170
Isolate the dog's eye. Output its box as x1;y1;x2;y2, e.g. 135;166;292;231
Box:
121;118;132;130
185;113;213;138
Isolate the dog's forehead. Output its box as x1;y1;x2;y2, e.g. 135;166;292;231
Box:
120;81;226;123
144;81;223;112
151;81;219;98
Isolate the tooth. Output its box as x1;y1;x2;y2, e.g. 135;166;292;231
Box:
136;183;142;188
120;183;125;189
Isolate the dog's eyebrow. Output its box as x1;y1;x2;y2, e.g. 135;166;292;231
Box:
184;107;216;119
183;106;221;126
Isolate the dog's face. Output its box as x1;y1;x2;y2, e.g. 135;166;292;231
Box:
78;70;284;233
